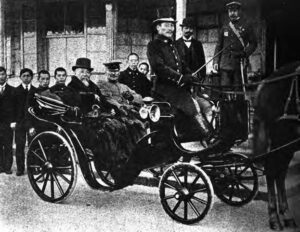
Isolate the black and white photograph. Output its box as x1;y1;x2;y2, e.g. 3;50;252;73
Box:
0;0;299;231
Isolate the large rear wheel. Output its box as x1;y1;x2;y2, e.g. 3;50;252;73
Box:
27;131;77;203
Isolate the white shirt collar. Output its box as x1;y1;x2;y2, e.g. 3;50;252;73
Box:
0;82;7;88
22;83;31;90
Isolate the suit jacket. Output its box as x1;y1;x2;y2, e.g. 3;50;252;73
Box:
15;84;37;128
213;19;257;71
0;84;15;124
175;37;206;78
147;34;197;116
119;68;151;97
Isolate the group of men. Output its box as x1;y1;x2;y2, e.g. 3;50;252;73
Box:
0;0;257;176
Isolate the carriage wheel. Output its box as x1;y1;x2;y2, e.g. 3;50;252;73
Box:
159;163;214;224
214;152;258;206
27;131;77;203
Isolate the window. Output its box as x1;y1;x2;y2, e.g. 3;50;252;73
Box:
45;1;84;36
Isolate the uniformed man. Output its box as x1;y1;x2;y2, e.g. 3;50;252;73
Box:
175;17;206;80
147;9;212;140
213;0;257;99
119;53;151;97
98;61;143;106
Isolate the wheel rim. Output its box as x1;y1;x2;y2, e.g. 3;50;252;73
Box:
93;159;116;189
27;132;77;203
214;153;258;206
159;163;214;224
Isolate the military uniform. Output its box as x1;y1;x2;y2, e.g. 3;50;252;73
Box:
119;68;151;97
213;18;257;94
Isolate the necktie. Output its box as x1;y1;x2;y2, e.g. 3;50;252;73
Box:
0;86;4;94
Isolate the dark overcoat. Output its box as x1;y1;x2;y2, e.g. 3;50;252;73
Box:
0;84;15;124
213;19;257;71
175;37;206;78
147;34;197;116
119;68;151;97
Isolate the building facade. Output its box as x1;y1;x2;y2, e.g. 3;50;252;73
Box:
0;0;299;83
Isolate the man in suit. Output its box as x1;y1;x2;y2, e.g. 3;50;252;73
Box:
213;0;257;99
147;9;212;141
50;67;67;97
175;17;206;80
15;68;37;176
119;53;151;97
0;67;15;174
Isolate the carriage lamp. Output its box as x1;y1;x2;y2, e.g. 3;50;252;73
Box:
139;104;161;122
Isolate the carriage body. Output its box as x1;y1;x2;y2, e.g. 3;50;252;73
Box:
26;93;258;225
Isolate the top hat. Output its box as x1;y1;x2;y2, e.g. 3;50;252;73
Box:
226;1;242;9
152;8;176;26
180;17;196;28
103;61;122;71
72;58;94;72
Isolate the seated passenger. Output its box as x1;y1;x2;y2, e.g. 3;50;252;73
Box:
37;70;51;93
59;58;145;188
97;61;143;107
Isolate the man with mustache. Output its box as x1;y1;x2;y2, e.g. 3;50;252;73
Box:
213;0;257;99
175;17;206;81
147;9;212;141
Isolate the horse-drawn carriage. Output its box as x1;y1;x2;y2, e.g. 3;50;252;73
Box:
26;92;258;224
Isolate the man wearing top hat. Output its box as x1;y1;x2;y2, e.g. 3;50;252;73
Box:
213;0;257;97
175;17;206;80
98;61;143;106
147;8;212;140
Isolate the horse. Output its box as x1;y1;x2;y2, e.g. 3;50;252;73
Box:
253;61;300;230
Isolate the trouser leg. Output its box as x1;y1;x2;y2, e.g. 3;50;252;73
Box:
15;126;26;173
3;126;13;171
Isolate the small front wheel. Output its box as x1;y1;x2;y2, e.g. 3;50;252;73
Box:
159;163;214;224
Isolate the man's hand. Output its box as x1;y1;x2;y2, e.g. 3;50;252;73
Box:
122;91;134;101
29;128;36;137
213;64;219;72
10;122;16;129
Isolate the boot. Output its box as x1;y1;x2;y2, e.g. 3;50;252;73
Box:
193;113;213;140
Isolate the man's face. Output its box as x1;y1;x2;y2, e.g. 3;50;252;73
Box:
228;7;241;22
0;71;7;85
55;71;67;84
139;64;149;75
74;68;90;83
107;69;120;82
128;55;139;70
156;22;175;38
182;26;194;39
20;71;33;85
38;73;50;88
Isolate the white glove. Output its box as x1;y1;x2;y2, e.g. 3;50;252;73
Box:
29;128;36;137
10;122;16;129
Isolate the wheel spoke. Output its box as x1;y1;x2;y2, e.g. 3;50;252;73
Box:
34;170;46;182
55;171;71;184
51;173;55;198
228;184;234;201
191;196;208;205
38;140;48;161
189;186;207;195
184;200;188;220
172;170;183;187
32;150;46;163
239;182;251;192
184;168;188;185
172;199;182;213
187;199;201;217
164;181;177;190
163;194;175;201
191;175;200;187
237;165;249;176
41;173;50;193
52;173;64;196
28;165;42;169
54;166;72;170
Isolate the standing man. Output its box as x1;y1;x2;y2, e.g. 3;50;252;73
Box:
50;67;68;96
147;9;212;140
36;70;51;93
15;68;37;176
119;53;151;97
213;0;257;99
0;67;15;174
175;17;206;80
